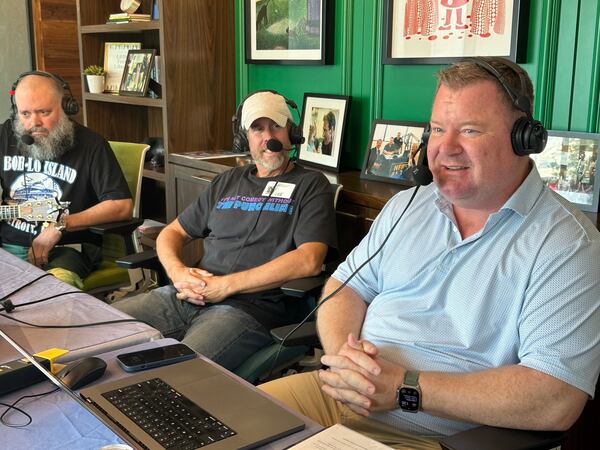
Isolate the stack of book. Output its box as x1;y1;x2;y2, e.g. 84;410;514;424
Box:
107;13;151;24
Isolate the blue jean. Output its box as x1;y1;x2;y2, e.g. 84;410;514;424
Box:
113;285;274;371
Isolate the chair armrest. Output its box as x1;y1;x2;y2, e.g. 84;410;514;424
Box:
89;218;145;236
270;321;320;347
116;249;158;269
439;425;565;450
281;274;328;298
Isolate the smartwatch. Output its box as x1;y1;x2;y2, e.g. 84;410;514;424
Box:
397;370;421;413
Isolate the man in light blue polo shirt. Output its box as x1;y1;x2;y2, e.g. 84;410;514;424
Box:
260;57;600;449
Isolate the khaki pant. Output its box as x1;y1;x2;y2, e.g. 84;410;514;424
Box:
260;371;441;450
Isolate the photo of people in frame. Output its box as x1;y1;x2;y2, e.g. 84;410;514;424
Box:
119;50;156;96
530;131;600;211
362;120;427;185
298;93;350;172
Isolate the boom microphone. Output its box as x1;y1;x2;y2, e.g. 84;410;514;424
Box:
21;134;34;145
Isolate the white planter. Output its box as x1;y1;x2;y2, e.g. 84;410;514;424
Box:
86;75;105;94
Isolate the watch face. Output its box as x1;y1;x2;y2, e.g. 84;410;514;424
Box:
399;387;420;412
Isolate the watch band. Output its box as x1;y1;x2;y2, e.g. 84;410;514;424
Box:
55;211;68;232
404;370;420;386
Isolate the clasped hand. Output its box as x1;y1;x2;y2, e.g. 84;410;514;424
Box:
172;267;231;305
319;334;405;417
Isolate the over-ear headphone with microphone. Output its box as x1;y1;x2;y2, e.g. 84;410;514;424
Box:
231;89;304;153
9;70;80;118
408;124;433;186
467;57;547;156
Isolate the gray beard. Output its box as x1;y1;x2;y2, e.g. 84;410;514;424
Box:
14;114;75;160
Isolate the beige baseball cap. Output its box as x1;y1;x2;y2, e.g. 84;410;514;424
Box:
241;91;293;130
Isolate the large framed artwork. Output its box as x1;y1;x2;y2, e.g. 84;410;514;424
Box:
360;120;428;186
297;93;350;172
383;0;528;64
530;130;600;213
244;0;334;64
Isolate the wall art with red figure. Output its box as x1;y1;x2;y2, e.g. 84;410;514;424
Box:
384;0;528;64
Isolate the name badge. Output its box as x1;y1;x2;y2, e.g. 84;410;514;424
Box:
262;181;295;199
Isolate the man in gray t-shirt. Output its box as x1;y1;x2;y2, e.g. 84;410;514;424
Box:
114;91;337;372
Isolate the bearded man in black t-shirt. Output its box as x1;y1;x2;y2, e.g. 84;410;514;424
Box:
114;91;338;372
0;72;133;288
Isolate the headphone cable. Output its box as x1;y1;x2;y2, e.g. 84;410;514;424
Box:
266;185;422;377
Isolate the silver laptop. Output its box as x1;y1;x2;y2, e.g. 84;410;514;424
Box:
0;329;304;450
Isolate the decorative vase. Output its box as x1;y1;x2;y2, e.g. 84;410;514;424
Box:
86;75;105;94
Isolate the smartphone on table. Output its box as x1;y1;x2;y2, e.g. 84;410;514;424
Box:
116;343;197;372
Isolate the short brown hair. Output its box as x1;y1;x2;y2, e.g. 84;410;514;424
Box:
436;57;534;114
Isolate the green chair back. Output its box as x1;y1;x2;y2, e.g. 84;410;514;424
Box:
81;141;149;293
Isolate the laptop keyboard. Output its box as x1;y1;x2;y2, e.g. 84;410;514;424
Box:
102;378;236;449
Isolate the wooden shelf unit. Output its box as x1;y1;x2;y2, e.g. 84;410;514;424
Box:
75;0;236;221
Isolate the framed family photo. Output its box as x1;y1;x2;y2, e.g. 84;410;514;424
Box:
103;42;142;93
382;0;528;64
361;120;428;186
244;0;334;64
119;49;156;97
530;130;600;213
298;93;350;172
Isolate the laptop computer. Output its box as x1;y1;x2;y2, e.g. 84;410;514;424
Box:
0;329;305;450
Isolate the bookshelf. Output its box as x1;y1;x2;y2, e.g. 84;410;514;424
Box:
75;0;235;221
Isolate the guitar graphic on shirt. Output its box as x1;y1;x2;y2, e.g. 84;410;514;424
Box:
0;198;69;223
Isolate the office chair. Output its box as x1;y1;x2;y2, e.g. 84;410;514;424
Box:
80;141;149;299
117;183;343;383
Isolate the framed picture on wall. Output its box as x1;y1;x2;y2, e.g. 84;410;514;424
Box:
244;0;334;64
297;93;350;172
360;120;428;186
382;0;528;64
118;49;156;97
104;42;142;93
530;130;600;213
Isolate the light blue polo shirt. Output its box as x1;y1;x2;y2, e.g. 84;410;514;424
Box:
333;165;600;437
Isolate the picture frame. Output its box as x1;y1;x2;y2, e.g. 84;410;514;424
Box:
103;42;142;93
244;0;334;65
360;120;428;186
382;0;528;64
297;93;351;172
530;130;600;213
118;49;156;97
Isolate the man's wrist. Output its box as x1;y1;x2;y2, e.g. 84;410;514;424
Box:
55;211;68;232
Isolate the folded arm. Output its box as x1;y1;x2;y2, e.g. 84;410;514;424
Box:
28;198;133;266
158;218;328;304
317;279;588;431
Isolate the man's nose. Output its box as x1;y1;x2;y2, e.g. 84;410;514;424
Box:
27;113;43;128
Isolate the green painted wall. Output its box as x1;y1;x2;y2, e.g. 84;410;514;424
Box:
235;0;600;170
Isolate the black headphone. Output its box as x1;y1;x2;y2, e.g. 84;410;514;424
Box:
10;70;80;118
231;89;304;153
468;57;547;156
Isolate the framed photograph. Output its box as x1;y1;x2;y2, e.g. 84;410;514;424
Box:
103;42;142;93
530;130;600;213
360;120;428;186
244;0;334;64
383;0;528;64
118;49;156;97
298;93;350;172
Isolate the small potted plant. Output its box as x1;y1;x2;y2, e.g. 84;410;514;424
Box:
83;65;106;94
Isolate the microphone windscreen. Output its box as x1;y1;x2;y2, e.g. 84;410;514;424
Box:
266;139;283;152
21;134;34;146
